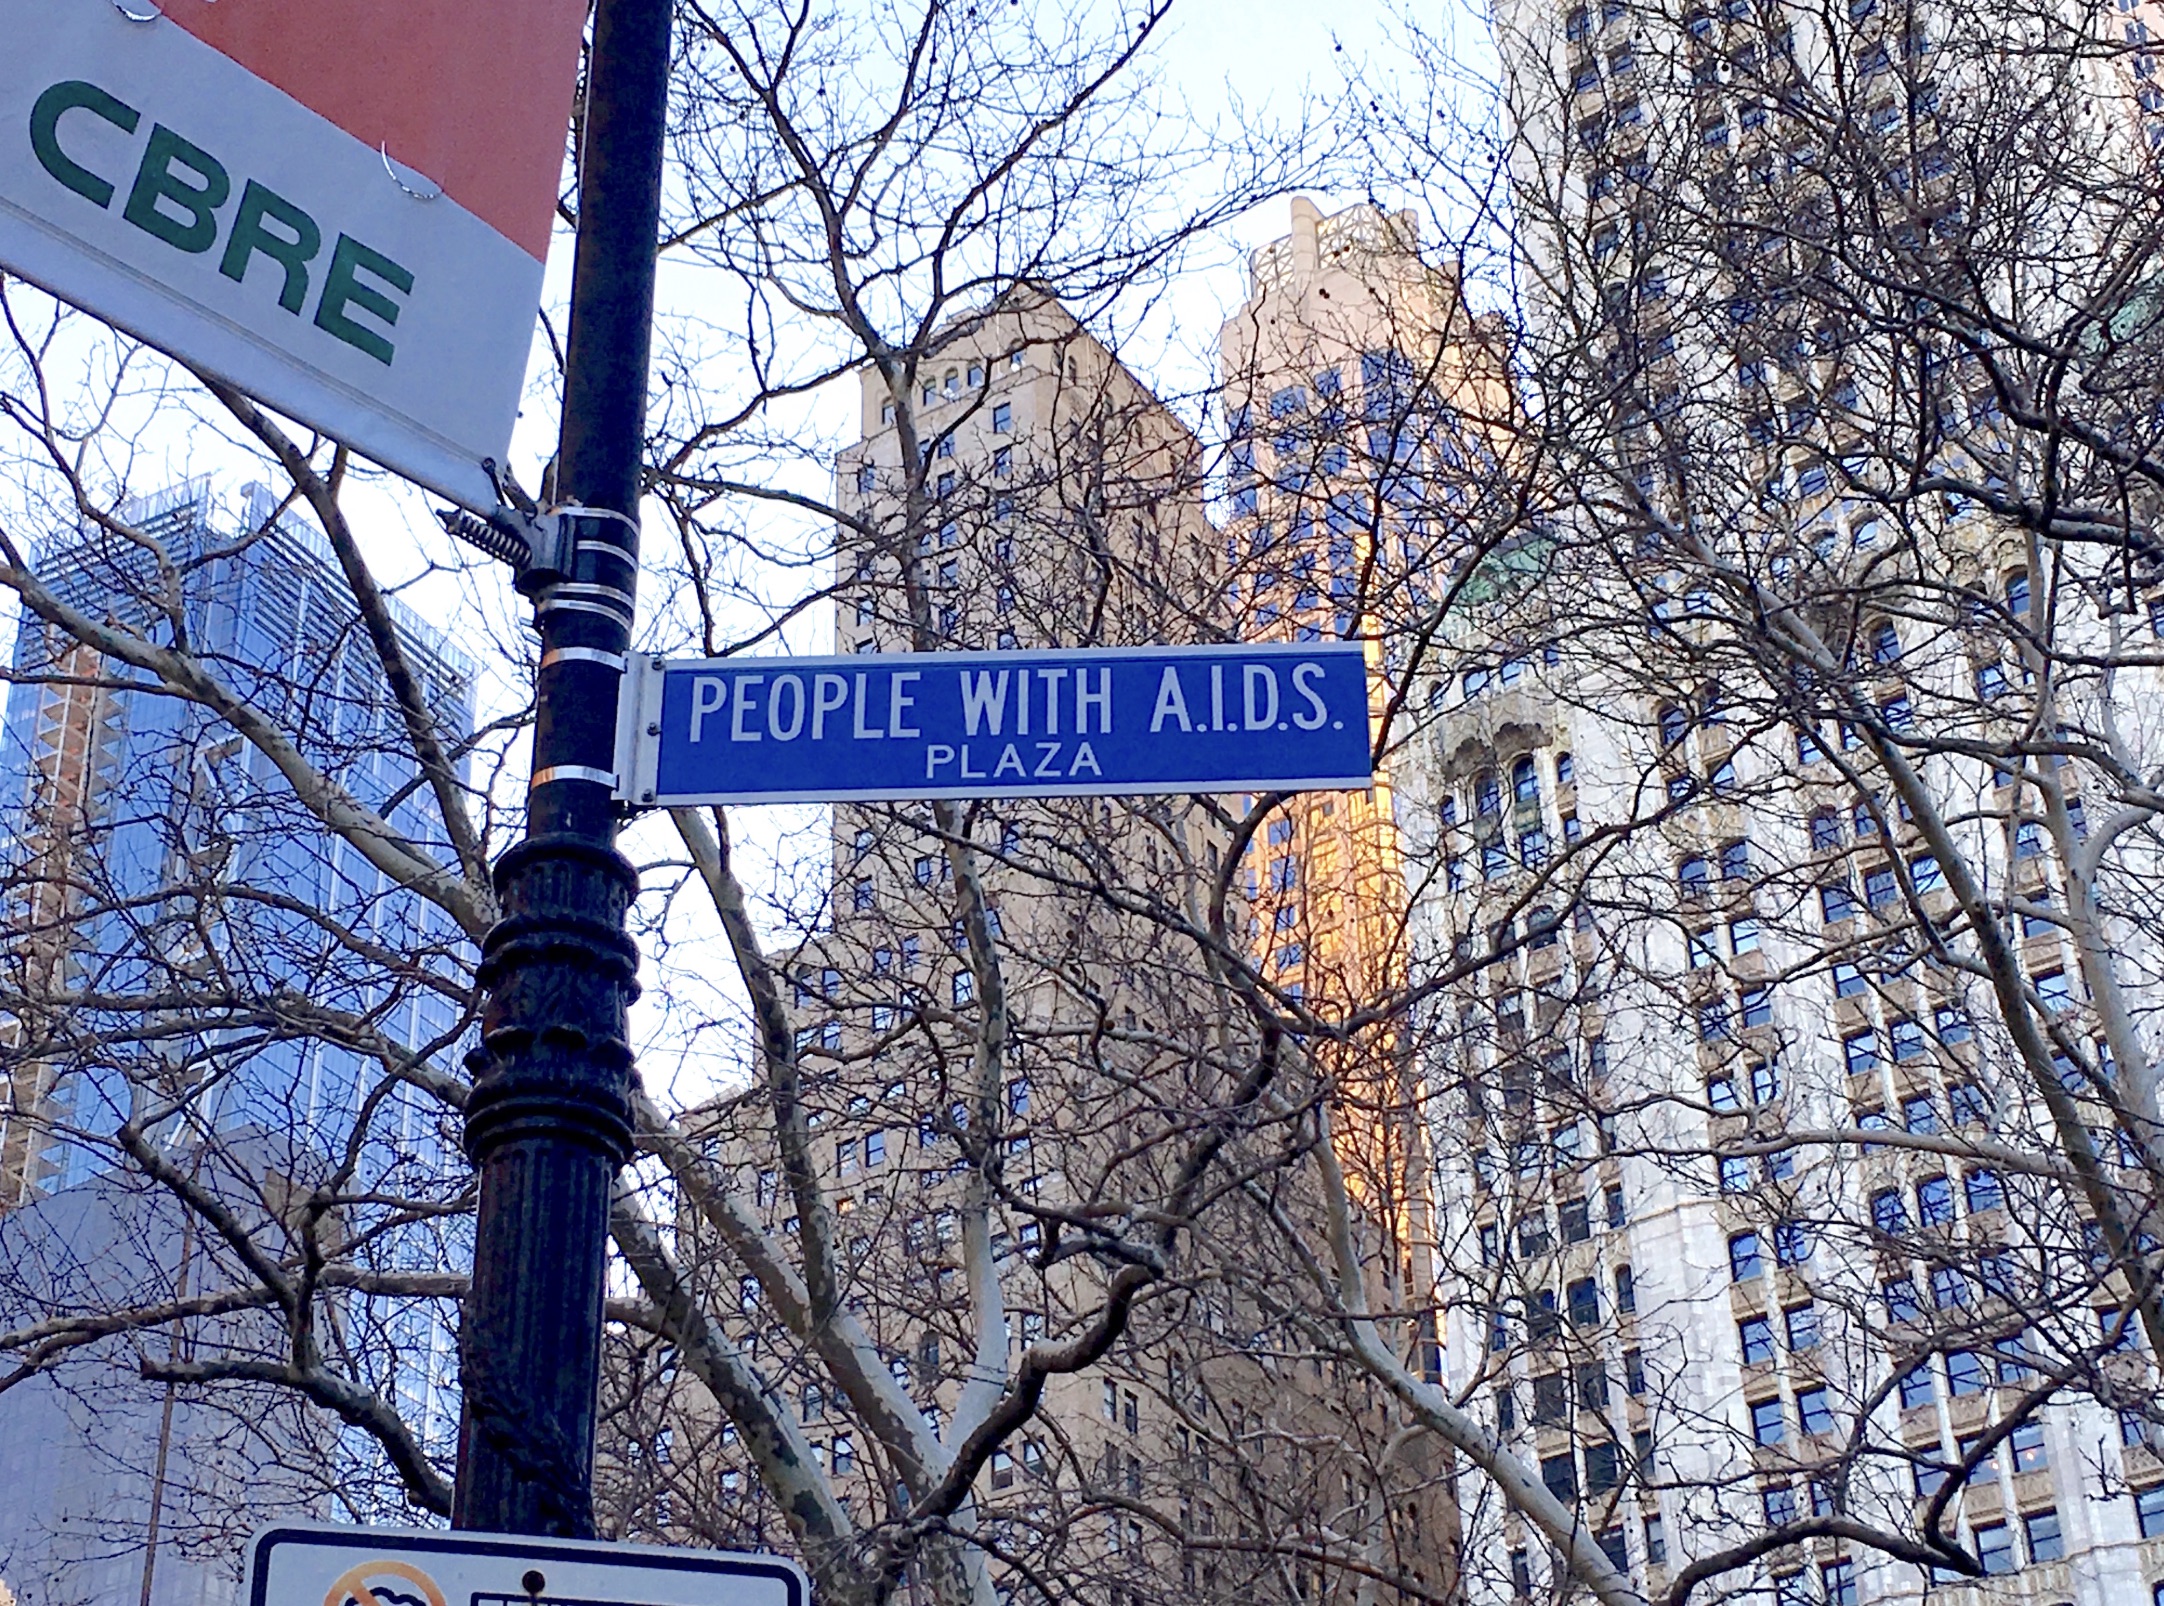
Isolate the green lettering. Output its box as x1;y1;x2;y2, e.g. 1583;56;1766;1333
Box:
29;80;140;210
312;234;412;366
121;124;230;254
218;180;321;315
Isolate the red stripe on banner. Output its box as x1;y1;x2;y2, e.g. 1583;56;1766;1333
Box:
154;0;583;261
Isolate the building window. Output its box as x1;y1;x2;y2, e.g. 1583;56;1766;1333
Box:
1739;1315;1774;1363
2009;1419;2047;1471
1890;1017;1927;1060
1567;1277;1600;1326
1585;1442;1621;1493
1916;1175;1953;1226
1872;1188;1908;1233
1560;1195;1591;1244
1750;1398;1786;1445
2022;1507;2063;1563
1885;1279;1923;1323
2136;1484;2164;1538
1541;1453;1577;1500
1730;1232;1763;1280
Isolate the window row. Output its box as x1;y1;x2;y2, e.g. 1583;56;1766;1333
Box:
854;437;1016;495
1817;853;1944;922
1485;1265;1639;1348
1748;1382;1836;1444
1868;1168;2002;1232
1439;750;1577;825
1479;1184;1630;1260
1502;1347;1649;1431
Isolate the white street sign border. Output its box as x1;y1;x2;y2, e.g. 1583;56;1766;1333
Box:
247;1523;809;1606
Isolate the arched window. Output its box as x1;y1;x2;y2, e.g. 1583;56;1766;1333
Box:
1871;622;1901;664
1464;665;1492;699
1809;811;1843;852
1556;751;1576;785
1679;855;1711;895
1475;771;1501;816
1512;756;1541;806
1440;795;1459;828
1659;704;1689;746
2005;570;2031;616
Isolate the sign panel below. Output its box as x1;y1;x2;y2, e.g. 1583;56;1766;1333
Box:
247;1524;807;1606
618;643;1378;805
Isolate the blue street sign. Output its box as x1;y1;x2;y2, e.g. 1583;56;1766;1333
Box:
616;643;1376;805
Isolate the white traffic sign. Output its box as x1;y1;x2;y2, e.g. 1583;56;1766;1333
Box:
1;0;588;511
247;1525;808;1606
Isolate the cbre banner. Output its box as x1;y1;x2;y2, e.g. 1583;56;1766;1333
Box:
0;0;587;512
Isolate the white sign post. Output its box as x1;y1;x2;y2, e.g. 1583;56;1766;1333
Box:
247;1525;809;1606
0;0;588;511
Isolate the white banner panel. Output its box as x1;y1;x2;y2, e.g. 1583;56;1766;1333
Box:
0;0;585;511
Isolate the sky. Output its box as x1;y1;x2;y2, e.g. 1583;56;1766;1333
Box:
0;0;1493;1109
618;0;1462;1103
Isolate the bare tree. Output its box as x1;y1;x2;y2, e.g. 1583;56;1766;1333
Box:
0;5;1404;1606
1303;0;2164;1599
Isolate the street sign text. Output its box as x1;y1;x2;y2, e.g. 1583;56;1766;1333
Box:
619;643;1378;805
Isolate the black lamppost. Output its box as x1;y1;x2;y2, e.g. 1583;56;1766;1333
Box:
450;0;671;1537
